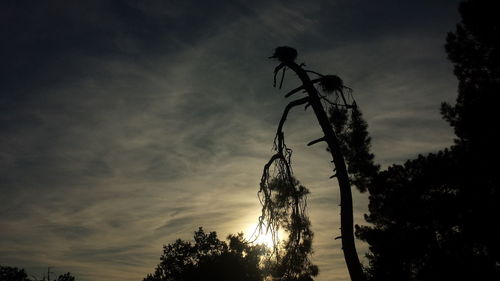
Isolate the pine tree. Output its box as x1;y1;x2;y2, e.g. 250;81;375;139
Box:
356;1;500;280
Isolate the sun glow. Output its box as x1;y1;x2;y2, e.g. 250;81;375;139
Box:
245;223;281;249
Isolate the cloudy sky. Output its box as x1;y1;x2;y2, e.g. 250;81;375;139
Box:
1;1;461;280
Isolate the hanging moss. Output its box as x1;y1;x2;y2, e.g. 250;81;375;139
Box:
258;175;318;281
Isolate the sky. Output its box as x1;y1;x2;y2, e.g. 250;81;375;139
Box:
1;1;461;280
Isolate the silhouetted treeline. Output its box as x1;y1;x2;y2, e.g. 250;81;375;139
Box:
143;228;266;281
143;227;319;281
0;265;75;281
355;0;500;280
0;266;30;281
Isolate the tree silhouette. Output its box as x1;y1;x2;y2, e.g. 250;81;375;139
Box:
56;272;75;281
0;266;76;281
259;47;377;281
143;227;267;281
0;266;30;281
356;0;500;280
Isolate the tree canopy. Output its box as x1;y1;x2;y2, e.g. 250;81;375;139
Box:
356;0;500;280
0;266;30;281
143;228;267;281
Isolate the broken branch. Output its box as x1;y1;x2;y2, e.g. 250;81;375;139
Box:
307;137;326;146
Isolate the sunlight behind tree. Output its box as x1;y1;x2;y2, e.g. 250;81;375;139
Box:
245;223;284;249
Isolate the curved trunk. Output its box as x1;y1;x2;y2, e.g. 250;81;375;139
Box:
285;62;366;281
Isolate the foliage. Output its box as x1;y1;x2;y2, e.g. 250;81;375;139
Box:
0;266;30;281
442;0;500;148
328;106;379;192
319;75;345;94
356;148;483;280
356;0;500;280
143;228;266;281
56;272;75;281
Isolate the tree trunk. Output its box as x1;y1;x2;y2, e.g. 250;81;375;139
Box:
285;62;366;281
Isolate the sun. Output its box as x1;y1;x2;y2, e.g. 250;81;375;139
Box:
245;223;280;249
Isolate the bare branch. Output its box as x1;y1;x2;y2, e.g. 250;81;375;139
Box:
273;63;285;87
307;137;326;146
305;70;324;77
339;88;349;107
319;95;353;108
275;97;310;152
284;86;305;98
260;153;293;186
279;67;287;89
310;78;322;84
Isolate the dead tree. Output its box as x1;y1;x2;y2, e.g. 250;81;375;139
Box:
259;47;366;281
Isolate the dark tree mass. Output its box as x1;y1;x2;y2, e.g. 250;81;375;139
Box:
143;228;266;281
0;266;30;281
357;0;500;280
